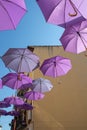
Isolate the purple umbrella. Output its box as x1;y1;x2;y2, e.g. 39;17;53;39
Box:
1;48;40;73
40;56;72;78
72;0;87;20
60;20;87;54
5;110;20;116
0;109;7;115
32;78;53;93
15;103;33;110
24;91;45;100
0;101;11;108
19;83;32;90
2;72;32;89
0;0;27;30
4;96;24;105
0;79;2;89
36;0;85;28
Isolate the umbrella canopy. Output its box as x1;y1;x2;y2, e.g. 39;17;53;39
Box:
40;56;72;78
0;79;2;89
72;0;87;20
4;96;24;105
60;20;87;54
5;110;20;116
0;0;27;30
19;83;32;90
36;0;85;28
32;78;53;93
2;72;32;90
0;109;7;115
1;48;40;73
0;101;11;108
24;91;45;100
15;103;33;110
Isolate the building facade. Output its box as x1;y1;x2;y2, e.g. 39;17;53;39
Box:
11;46;87;130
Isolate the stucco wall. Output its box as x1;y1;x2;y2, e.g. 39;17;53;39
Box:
28;46;87;130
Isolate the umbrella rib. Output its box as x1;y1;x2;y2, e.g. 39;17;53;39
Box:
17;49;35;72
46;1;62;22
58;61;72;67
17;49;26;72
22;56;31;72
14;77;19;89
64;0;66;26
0;1;16;29
71;0;85;18
79;35;87;49
55;64;68;74
24;55;39;69
3;55;21;68
77;0;84;10
25;55;39;63
41;62;53;74
3;49;29;69
5;0;27;12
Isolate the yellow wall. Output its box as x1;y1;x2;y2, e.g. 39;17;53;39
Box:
29;46;87;130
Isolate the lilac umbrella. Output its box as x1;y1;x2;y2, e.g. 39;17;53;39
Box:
4;96;24;105
60;20;87;54
36;0;85;28
5;110;20;116
31;78;53;93
72;0;87;20
15;103;33;110
40;56;72;78
0;109;7;115
24;91;45;100
19;83;32;90
0;101;11;108
1;48;40;73
0;0;27;30
2;72;32;89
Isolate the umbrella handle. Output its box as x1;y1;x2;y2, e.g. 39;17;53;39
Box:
68;0;77;17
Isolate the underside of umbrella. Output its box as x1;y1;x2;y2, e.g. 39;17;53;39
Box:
0;0;27;30
40;56;72;78
1;48;40;73
60;20;87;54
37;0;85;28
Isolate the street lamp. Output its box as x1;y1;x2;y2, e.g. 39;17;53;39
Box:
0;125;2;130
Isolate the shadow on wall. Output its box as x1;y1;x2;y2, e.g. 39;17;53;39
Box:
32;102;64;130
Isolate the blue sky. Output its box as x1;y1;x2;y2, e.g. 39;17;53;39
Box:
0;0;64;130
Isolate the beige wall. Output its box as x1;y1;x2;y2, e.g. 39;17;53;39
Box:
30;46;87;130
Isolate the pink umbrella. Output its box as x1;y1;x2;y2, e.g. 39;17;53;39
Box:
2;72;32;89
0;101;11;108
40;56;72;78
24;91;45;100
0;0;27;30
1;48;40;73
60;20;87;54
36;0;85;28
4;96;24;105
